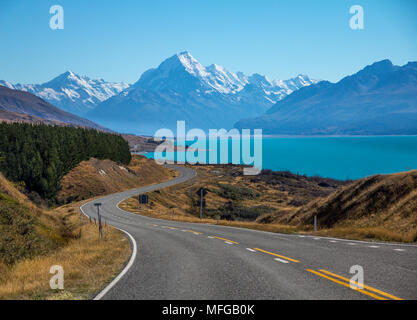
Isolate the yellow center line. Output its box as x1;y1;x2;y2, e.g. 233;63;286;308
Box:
254;248;299;263
318;269;403;301
213;236;239;244
306;269;388;300
184;229;202;235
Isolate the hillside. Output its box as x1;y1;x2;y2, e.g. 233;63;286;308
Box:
120;164;417;242
120;164;347;224
0;171;131;299
277;170;417;241
121;134;162;153
57;155;176;204
0;122;131;202
236;60;417;135
0;85;109;130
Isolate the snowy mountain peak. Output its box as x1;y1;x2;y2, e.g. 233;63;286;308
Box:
136;51;318;99
2;72;129;116
174;51;209;78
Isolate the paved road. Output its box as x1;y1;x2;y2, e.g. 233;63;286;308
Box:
81;165;417;300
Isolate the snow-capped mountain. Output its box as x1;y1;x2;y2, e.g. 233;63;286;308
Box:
134;51;317;102
87;51;319;134
0;72;129;116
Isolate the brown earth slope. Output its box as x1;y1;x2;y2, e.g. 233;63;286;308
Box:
0;85;108;130
278;170;417;242
121;164;417;243
57;155;176;204
120;164;347;223
0;172;130;299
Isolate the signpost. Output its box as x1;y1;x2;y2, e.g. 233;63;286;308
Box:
139;194;149;211
196;188;207;220
94;203;103;240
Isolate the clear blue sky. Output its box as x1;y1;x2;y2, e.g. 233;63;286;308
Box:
0;0;416;84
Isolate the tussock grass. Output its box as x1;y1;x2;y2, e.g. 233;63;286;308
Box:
0;203;130;300
57;155;175;204
0;172;131;300
120;165;417;243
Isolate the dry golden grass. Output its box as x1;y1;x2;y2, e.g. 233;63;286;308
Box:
0;202;130;300
120;165;417;243
119;197;297;235
0;170;133;300
58;155;176;204
280;170;417;242
0;155;179;299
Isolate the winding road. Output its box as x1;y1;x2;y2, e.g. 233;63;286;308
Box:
81;165;417;300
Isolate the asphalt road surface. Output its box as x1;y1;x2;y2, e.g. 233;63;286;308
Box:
81;165;417;300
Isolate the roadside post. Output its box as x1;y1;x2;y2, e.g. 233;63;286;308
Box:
139;194;149;213
196;188;207;220
94;203;103;240
314;214;317;232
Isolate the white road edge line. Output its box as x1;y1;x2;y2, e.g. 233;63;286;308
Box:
225;241;234;245
80;202;138;301
274;258;289;264
246;248;256;252
394;249;405;252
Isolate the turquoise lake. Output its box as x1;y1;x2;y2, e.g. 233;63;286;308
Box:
145;136;417;180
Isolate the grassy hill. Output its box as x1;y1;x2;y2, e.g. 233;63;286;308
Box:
0;154;175;299
121;164;417;243
278;170;417;242
57;155;176;204
0;172;131;299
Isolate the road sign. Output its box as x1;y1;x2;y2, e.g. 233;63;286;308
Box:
196;188;207;197
197;199;206;208
196;188;207;220
139;194;149;204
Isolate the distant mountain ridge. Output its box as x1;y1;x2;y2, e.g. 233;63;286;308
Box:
87;51;318;134
0;71;129;116
235;60;417;135
0;85;109;131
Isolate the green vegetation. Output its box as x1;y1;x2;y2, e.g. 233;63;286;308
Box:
0;123;131;202
209;201;272;221
214;183;260;201
0;193;59;266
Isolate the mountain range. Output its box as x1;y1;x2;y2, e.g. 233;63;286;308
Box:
0;72;128;116
2;53;416;136
235;60;417;135
86;52;318;134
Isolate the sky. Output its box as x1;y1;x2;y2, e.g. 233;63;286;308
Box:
0;0;416;84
